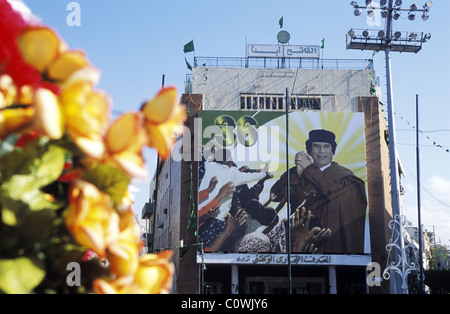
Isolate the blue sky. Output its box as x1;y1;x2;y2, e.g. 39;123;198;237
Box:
20;0;450;245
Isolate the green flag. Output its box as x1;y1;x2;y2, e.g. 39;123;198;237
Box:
320;38;325;49
185;57;192;71
183;40;195;53
279;16;283;28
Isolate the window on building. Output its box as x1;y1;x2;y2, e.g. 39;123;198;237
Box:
240;94;321;111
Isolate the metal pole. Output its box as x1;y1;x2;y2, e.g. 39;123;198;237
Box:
285;88;292;294
385;0;404;294
416;94;425;294
151;74;165;253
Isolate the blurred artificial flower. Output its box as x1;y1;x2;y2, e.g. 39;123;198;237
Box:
104;112;148;179
17;26;91;86
141;87;186;159
93;250;174;294
47;50;90;83
0;74;35;138
65;179;120;257
134;250;174;294
0;0;176;294
17;26;60;73
59;72;111;159
34;87;64;139
106;209;141;277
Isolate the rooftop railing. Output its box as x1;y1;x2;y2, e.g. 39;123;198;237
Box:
193;56;374;70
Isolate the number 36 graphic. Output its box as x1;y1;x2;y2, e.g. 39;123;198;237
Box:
213;115;258;148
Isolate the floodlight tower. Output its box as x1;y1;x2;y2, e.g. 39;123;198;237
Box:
346;0;432;294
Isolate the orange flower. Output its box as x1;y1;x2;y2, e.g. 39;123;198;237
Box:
141;87;186;159
106;209;141;277
104;112;148;179
65;179;119;257
93;251;174;294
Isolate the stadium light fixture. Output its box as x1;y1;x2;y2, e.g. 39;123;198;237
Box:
423;1;432;9
346;0;432;295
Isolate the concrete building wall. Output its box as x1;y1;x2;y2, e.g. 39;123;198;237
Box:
192;67;375;112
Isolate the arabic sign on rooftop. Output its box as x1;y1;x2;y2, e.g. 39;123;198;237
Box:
248;44;320;59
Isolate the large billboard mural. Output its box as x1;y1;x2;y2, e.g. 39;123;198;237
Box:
197;111;369;255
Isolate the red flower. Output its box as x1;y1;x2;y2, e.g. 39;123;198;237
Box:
14;129;40;148
0;0;59;94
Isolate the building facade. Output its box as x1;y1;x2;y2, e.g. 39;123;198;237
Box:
143;53;403;294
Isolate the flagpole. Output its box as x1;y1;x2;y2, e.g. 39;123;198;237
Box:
321;38;324;69
416;94;425;294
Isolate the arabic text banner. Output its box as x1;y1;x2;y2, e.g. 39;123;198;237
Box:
248;44;320;59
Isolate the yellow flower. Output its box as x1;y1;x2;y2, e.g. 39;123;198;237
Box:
59;72;111;159
106;209;141;277
17;27;91;84
134;251;174;294
65;180;119;257
104;112;148;179
47;50;90;83
92;251;174;294
141;87;186;160
34;88;64;139
0;75;35;138
17;27;60;73
92;275;139;294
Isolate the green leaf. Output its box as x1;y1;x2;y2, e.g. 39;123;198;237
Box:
1;143;66;212
34;144;66;185
82;164;131;207
0;257;45;294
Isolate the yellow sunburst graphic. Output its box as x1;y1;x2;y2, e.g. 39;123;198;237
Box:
255;111;367;182
229;111;368;214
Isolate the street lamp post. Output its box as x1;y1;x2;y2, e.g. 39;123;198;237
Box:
346;0;432;294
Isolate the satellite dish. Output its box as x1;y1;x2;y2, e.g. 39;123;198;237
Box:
277;30;290;44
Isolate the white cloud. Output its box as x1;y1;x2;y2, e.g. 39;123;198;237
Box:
7;0;40;24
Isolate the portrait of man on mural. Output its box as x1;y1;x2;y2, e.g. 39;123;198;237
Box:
270;129;368;254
